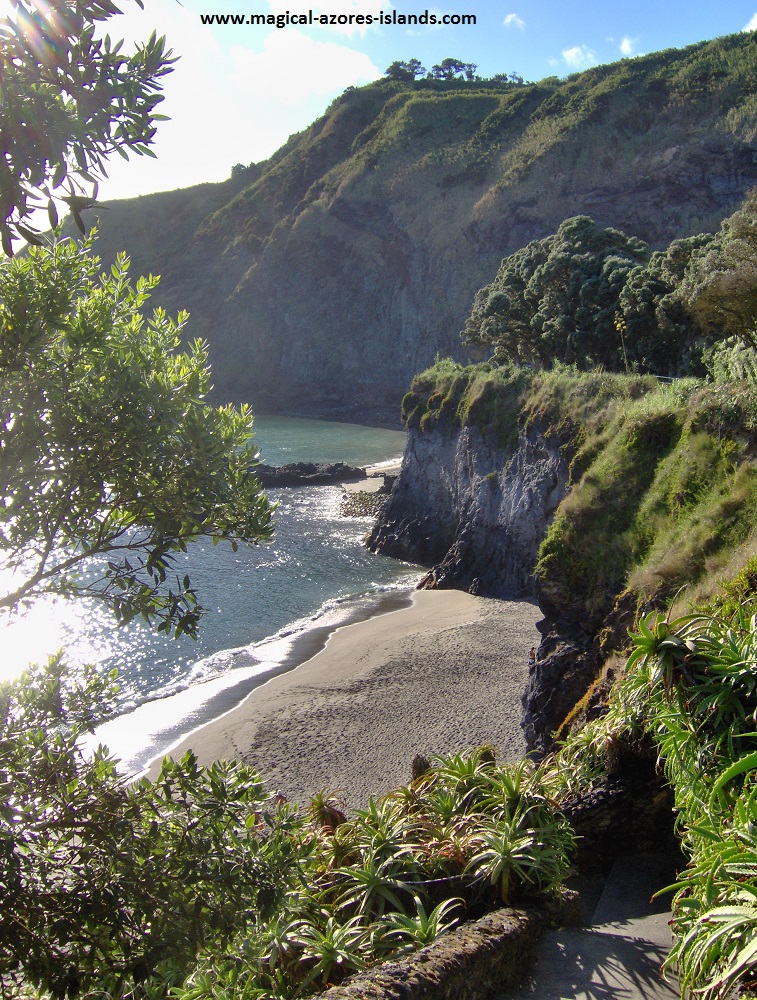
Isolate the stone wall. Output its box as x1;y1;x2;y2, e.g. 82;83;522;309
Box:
314;906;552;1000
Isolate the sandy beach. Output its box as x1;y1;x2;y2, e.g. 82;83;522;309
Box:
149;590;541;810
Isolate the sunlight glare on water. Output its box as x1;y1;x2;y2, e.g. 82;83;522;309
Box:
0;417;415;707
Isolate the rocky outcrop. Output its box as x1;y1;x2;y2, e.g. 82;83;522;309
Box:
255;462;365;487
366;420;569;599
365;415;628;754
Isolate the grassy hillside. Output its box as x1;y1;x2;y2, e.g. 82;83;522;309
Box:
89;32;757;418
402;357;757;648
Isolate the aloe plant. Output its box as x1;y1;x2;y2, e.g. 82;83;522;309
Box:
376;895;464;952
552;601;757;1000
290;913;370;991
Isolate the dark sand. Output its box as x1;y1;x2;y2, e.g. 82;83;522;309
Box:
148;590;541;810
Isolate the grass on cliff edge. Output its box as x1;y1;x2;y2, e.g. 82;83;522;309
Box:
536;376;757;628
404;359;757;631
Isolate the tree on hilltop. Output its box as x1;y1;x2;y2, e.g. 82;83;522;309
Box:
429;57;477;80
384;58;426;81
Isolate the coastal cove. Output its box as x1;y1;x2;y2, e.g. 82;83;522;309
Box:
143;590;540;809
9;14;757;1000
10;417;420;774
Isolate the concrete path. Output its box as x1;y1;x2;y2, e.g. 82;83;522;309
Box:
496;851;682;1000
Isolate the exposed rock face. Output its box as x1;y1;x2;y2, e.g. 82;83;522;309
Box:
365;417;621;753
521;628;600;756
366;419;569;599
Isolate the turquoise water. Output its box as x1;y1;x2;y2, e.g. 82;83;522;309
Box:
3;418;418;720
253;414;406;467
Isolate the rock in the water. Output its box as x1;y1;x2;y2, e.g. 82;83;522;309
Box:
255;462;366;487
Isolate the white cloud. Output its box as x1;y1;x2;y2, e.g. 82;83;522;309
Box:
503;13;525;30
230;30;379;106
744;12;757;30
562;44;598;70
87;0;380;201
619;35;638;56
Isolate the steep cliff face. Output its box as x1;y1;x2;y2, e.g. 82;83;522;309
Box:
366;418;569;598
368;363;757;753
88;33;757;418
366;408;585;754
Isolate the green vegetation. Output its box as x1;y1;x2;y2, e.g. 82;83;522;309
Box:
0;239;273;636
85;29;757;411
0;0;273;638
402;359;757;634
464;191;757;378
383;58;481;82
463;216;649;370
2;669;574;998
0;0;175;254
0;4;275;991
548;606;757;999
537;377;757;625
401;359;531;451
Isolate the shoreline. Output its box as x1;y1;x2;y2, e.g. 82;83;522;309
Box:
89;585;417;778
88;457;414;778
145;590;541;810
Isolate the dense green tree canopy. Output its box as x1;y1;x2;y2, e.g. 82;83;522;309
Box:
0;239;273;635
463;216;649;369
1;657;286;1000
0;0;174;254
384;58;426;81
617;232;716;374
463;196;757;375
429;57;476;80
680;188;757;345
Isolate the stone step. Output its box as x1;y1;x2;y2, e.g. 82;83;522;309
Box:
495;851;682;999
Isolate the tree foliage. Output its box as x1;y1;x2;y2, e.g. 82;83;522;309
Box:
429;57;476;80
0;4;279;999
463;194;757;375
617;232;716;374
0;0;175;254
383;58;425;82
680;188;757;345
463;216;648;369
0;657;286;1000
0;238;273;635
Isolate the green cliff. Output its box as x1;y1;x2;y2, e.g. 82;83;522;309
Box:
89;32;757;419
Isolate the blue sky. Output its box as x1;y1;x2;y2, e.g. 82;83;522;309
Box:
84;0;757;200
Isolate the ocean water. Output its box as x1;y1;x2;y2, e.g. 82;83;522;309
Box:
4;416;421;769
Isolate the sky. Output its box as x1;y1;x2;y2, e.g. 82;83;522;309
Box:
26;0;757;200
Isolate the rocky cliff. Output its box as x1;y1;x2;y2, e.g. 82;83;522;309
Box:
366;418;568;598
367;362;757;753
366;397;578;753
88;32;757;420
